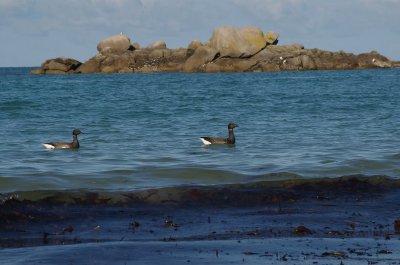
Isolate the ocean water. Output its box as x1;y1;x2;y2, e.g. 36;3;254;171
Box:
1;67;400;195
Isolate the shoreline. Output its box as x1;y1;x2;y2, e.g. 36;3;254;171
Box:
2;238;400;265
1;174;398;203
2;175;400;264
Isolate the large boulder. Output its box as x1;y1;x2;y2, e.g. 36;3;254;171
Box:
76;54;104;73
187;40;204;51
265;31;279;45
147;40;167;49
209;26;267;58
97;34;131;55
132;42;141;49
183;46;219;72
33;57;81;74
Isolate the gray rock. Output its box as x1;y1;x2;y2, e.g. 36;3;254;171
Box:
149;49;173;59
31;69;45;74
97;35;131;55
38;57;81;74
132;42;141;49
300;55;317;70
187;40;203;51
205;58;258;72
147;40;167;49
357;51;392;68
265;31;279;45
183;46;219;72
209;26;266;58
76;54;105;73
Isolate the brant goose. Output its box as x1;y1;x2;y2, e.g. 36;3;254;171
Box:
43;129;82;149
200;123;238;145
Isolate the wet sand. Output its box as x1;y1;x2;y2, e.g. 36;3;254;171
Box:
2;176;400;264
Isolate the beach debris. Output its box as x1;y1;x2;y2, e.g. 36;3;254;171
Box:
129;220;140;231
347;248;370;256
162;236;176;241
316;194;335;200
63;225;74;233
43;232;49;244
164;216;179;228
293;225;312;235
2;211;34;224
43;225;74;244
321;251;346;257
246;230;260;236
394;220;400;234
0;194;19;205
44;225;74;236
326;230;343;236
377;249;392;254
243;251;258;255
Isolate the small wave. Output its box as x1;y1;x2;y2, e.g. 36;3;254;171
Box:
388;153;400;160
1;174;397;207
0;100;36;111
138;167;242;180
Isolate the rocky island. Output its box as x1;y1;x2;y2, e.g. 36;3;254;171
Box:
32;26;399;74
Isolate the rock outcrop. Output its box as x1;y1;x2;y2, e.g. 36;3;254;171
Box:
32;26;398;74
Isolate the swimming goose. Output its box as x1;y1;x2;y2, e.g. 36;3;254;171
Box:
200;123;238;145
43;129;82;149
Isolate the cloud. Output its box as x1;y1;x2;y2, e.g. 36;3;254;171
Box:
0;0;399;66
2;0;398;40
0;0;143;33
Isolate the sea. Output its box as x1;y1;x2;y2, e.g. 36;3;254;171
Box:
1;67;400;198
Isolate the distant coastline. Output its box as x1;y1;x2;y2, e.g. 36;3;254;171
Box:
32;26;400;74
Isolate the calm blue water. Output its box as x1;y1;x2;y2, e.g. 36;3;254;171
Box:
1;68;400;193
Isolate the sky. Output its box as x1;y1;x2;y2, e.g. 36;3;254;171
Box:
0;0;399;67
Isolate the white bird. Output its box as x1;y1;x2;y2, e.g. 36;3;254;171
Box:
279;56;283;60
372;58;376;63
